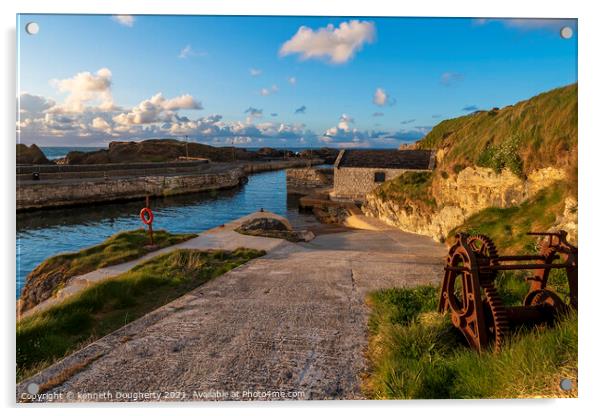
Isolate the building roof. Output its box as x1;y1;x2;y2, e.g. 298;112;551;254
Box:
334;149;434;170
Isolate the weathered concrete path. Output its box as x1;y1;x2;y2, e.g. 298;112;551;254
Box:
18;214;446;402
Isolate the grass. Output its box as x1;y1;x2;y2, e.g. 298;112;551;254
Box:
372;171;437;215
447;181;567;253
16;248;265;381
363;274;577;399
20;229;197;310
417;84;577;177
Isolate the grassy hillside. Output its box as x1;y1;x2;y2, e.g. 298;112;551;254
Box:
368;84;578;246
417;83;577;178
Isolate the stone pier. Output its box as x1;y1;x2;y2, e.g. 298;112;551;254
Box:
17;159;322;211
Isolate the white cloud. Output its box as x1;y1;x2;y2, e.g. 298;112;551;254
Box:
373;87;396;106
113;92;202;126
475;18;575;31
91;117;112;133
49;68;114;113
260;85;278;96
159;94;202;111
112;15;135;27
178;45;206;59
440;72;463;87
321;114;366;144
249;68;262;77
288;76;297;85
279;20;375;64
318;114;429;148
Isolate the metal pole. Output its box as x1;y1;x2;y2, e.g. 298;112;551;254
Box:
145;195;153;245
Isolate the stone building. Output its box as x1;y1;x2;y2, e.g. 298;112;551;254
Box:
331;149;435;202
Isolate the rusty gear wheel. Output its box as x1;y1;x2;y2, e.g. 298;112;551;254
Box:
467;234;499;259
467;234;499;280
525;289;569;316
481;280;509;352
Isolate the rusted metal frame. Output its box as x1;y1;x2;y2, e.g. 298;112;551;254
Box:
439;230;577;353
495;255;547;261
445;263;571;272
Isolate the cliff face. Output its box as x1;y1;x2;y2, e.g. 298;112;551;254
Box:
363;166;570;242
362;84;578;246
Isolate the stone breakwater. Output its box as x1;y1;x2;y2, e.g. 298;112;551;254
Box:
363;166;573;242
17;159;322;211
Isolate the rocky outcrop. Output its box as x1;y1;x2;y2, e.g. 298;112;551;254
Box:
550;196;578;244
363;166;567;242
62;140;257;164
299;147;339;164
235;217;314;242
16;144;52;165
59;139;338;165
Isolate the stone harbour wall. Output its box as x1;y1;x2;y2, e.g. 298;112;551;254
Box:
286;167;333;194
333;167;415;202
17;169;244;211
17;159;322;211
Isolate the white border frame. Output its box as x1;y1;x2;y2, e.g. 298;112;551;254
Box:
2;1;600;415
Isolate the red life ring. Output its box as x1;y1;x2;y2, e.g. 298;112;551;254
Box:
140;207;154;225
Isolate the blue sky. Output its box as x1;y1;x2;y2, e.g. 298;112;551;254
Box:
17;15;577;148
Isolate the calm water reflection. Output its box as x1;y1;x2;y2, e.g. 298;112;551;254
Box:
16;169;315;298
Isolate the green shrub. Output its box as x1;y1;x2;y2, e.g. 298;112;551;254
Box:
477;134;524;177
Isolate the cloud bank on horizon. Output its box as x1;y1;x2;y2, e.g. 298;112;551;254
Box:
17;16;577;148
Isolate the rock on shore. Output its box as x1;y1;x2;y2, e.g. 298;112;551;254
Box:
16;144;52;165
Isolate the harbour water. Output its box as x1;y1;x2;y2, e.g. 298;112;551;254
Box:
40;146;105;160
16;168;318;298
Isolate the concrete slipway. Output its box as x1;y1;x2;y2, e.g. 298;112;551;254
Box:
17;211;446;402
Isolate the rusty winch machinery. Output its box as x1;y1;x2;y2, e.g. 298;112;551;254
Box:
438;230;577;352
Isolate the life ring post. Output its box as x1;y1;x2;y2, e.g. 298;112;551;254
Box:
139;206;155;246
